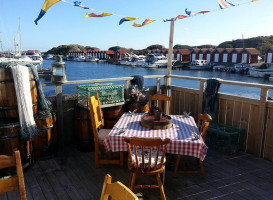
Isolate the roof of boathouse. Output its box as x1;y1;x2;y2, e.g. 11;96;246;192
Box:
117;49;131;54
177;49;191;55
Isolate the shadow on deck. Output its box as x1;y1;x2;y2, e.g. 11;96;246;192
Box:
1;147;273;200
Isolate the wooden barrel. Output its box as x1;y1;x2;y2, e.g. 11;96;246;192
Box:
0;67;38;119
102;105;124;129
74;107;94;152
140;114;172;130
0;120;31;169
32;114;58;159
128;102;149;113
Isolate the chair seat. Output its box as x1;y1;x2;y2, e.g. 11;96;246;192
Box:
98;129;111;141
131;149;166;169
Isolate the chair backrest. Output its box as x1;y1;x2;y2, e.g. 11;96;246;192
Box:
149;94;172;115
0;150;27;200
89;93;104;142
197;114;212;141
100;174;138;200
124;137;170;172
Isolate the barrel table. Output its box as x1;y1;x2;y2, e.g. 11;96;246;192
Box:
32;114;58;159
0;67;38;119
74;107;94;152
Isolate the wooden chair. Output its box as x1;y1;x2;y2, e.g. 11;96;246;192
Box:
89;93;124;168
100;174;138;200
124;137;170;200
149;94;172;115
173;114;212;178
0;150;27;200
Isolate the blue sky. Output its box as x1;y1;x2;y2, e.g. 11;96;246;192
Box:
0;0;272;52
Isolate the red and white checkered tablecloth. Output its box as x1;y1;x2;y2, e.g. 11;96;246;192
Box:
103;113;208;161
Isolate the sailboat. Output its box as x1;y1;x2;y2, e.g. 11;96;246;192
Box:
0;19;43;66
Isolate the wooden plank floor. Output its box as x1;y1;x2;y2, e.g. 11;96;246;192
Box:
1;146;273;200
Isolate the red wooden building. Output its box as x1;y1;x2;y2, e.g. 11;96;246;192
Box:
265;47;273;64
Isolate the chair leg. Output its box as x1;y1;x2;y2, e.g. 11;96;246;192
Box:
120;152;124;168
95;144;100;168
130;173;136;190
173;155;181;177
156;173;166;200
199;159;206;178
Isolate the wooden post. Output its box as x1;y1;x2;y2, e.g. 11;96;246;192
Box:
125;80;130;100
166;19;175;97
156;77;161;94
55;84;64;150
260;88;268;157
198;80;206;114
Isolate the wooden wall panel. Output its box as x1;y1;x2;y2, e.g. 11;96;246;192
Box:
263;107;273;161
218;99;227;124
170;85;272;158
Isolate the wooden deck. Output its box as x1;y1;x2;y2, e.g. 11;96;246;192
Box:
1;146;273;200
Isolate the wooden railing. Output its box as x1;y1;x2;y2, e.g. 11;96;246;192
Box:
44;74;273;161
43;75;164;148
168;75;273;161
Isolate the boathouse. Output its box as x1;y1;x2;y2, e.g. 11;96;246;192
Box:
265;46;273;64
191;48;200;61
114;49;131;60
176;49;191;62
206;48;215;62
213;48;224;63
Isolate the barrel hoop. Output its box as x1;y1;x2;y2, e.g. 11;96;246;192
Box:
38;124;55;131
0;102;38;110
0;123;20;128
0;133;20;140
0;78;35;83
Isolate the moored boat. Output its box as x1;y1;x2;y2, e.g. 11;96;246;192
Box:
144;53;168;68
248;63;273;78
189;60;210;70
85;56;99;62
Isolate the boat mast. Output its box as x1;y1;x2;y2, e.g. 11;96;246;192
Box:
18;18;22;54
242;34;245;63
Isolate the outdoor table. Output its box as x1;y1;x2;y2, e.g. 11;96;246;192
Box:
103;113;208;161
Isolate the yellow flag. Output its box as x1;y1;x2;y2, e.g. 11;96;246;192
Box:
41;0;61;12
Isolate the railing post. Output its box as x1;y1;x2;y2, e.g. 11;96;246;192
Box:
260;88;269;158
198;80;206;114
125;80;130;100
55;84;64;151
156;77;161;94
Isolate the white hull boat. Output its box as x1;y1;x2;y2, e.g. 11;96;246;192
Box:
73;56;86;62
85;56;99;62
144;53;168;68
248;64;273;78
189;60;210;70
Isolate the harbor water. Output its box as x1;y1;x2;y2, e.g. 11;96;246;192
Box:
41;60;273;99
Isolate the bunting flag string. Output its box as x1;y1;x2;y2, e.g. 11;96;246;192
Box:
218;0;235;9
185;8;210;17
119;17;138;25
35;0;262;26
132;19;155;27
85;12;112;18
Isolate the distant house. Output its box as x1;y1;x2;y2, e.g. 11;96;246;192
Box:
114;49;131;60
241;48;260;64
213;48;224;63
106;50;114;59
176;49;191;62
265;47;273;64
206;48;215;62
191;48;200;61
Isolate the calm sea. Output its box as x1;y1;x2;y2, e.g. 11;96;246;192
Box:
41;60;273;99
